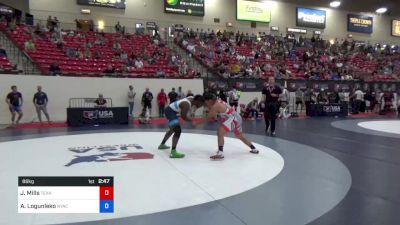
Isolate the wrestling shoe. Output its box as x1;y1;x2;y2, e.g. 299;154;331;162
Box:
170;149;185;158
250;149;259;154
158;144;170;150
210;151;224;160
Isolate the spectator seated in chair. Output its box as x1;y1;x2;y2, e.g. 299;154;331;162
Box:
24;40;36;52
239;104;252;120
139;107;151;124
49;61;61;76
246;98;260;120
0;45;7;57
103;64;115;76
94;94;107;108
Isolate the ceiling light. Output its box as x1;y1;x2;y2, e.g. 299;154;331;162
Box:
329;1;341;8
376;7;387;14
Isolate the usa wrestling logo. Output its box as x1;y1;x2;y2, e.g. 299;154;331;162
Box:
65;144;153;167
83;111;97;119
83;110;114;119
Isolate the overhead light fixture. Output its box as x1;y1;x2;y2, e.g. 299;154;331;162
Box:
376;7;387;14
329;1;341;8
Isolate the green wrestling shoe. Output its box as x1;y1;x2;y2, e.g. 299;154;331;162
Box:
170;149;185;158
158;144;170;150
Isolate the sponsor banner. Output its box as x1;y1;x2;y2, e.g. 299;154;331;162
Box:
296;7;326;29
77;0;126;9
348;14;373;33
307;103;348;117
205;79;399;93
287;27;307;34
237;0;272;23
164;0;204;16
392;20;400;37
67;107;128;126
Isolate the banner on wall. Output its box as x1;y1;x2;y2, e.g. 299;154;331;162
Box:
236;0;272;23
392;20;400;37
77;0;126;9
296;7;326;29
164;0;204;16
347;14;373;33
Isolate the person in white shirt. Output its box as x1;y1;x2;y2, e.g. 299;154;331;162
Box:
352;88;364;114
128;85;136;117
134;59;144;68
177;86;185;100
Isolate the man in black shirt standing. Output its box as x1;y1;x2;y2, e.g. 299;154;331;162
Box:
168;88;178;103
6;85;23;126
33;85;51;123
262;77;282;136
141;88;154;116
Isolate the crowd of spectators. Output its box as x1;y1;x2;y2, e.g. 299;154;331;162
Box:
3;16;197;77
175;28;400;81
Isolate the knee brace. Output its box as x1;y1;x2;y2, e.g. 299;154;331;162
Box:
173;125;182;139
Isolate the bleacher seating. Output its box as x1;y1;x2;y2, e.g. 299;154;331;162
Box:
3;24;194;78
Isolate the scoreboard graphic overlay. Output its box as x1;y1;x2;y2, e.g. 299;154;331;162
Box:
18;177;114;213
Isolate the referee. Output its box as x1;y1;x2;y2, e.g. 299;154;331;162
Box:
262;77;282;136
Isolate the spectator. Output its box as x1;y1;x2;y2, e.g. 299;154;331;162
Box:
228;87;240;110
134;58;144;68
168;88;178;103
75;49;83;59
56;40;64;49
24;40;35;51
317;89;329;104
113;42;121;50
247;98;259;120
157;88;168;117
94;49;102;59
115;21;122;33
295;88;305;113
156;67;165;78
94;94;107;107
6;85;23;126
46;16;53;30
52;16;59;29
103;64;115;75
49;61;61;76
328;90;340;104
186;90;194;97
177;86;185;100
0;45;7;57
180;62;188;75
352;88;364;114
218;89;227;102
364;90;376;112
120;51;128;60
75;19;82;31
278;87;290;118
141;88;154;116
84;48;91;59
33;85;50;123
128;85;136;117
66;48;76;58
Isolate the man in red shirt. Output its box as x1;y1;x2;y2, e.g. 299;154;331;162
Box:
157;88;168;118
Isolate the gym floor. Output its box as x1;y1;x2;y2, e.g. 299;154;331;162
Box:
0;117;399;225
